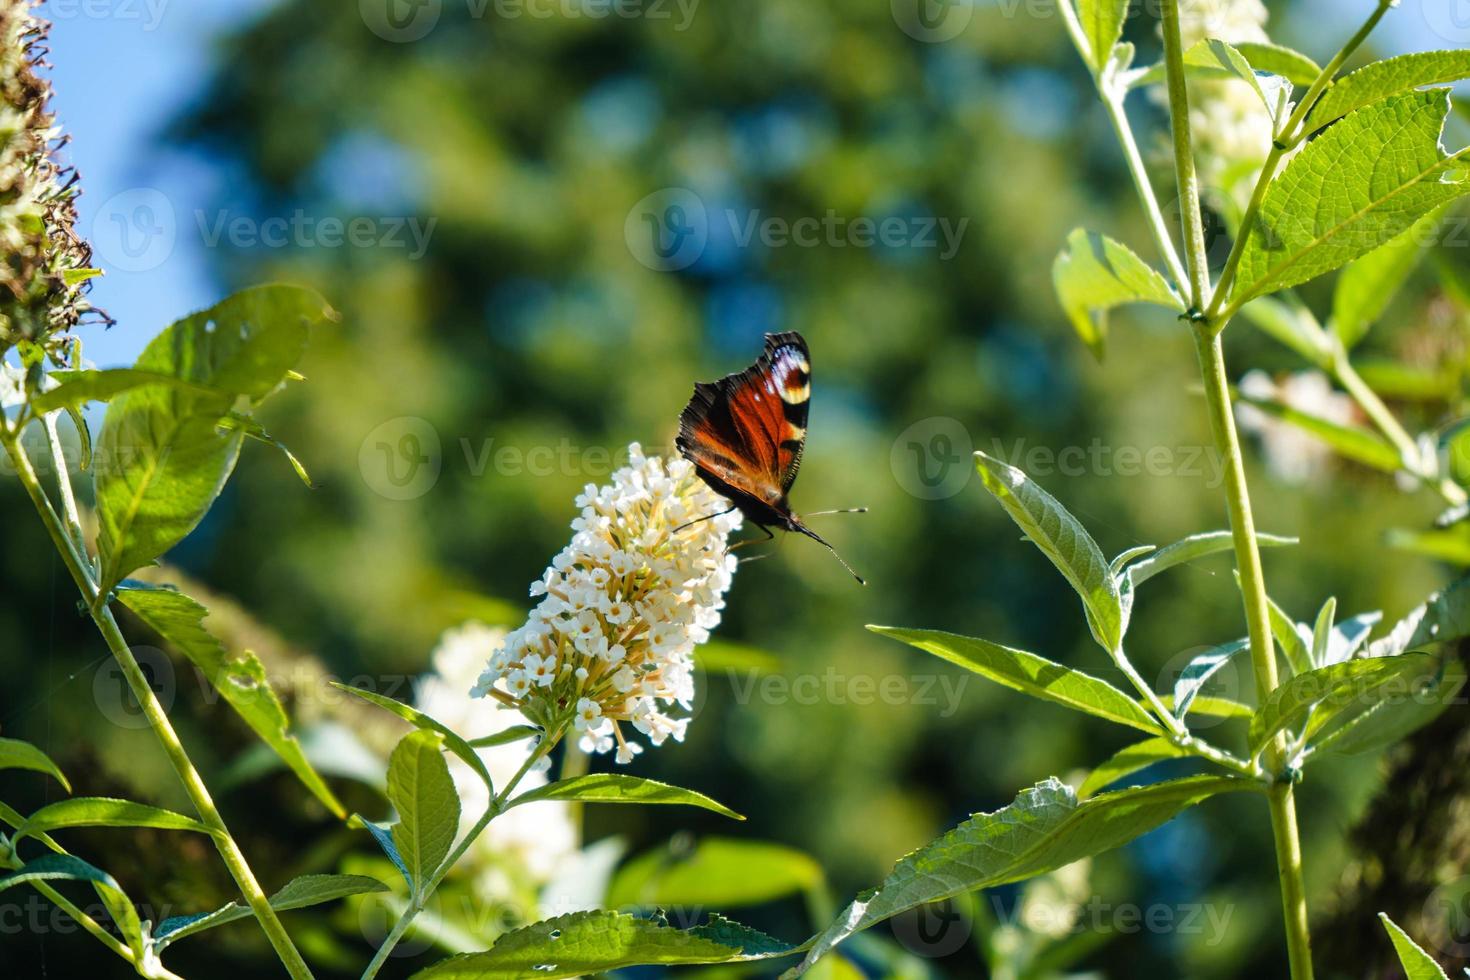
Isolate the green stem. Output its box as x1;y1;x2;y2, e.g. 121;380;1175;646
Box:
1;431;315;980
1191;324;1314;978
359;726;565;980
1101;91;1190;292
1158;0;1211;309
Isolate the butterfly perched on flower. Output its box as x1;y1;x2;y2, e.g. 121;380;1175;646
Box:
676;331;865;583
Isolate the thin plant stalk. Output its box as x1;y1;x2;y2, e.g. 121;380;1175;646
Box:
0;427;316;980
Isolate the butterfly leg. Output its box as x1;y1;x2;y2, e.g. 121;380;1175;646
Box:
727;523;775;553
673;505;737;534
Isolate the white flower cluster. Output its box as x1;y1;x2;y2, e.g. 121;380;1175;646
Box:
418;623;575;885
1170;0;1281;204
1237;370;1359;485
472;443;740;763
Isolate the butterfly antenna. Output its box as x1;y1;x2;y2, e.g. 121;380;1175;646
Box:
804;507;868;517
791;520;866;585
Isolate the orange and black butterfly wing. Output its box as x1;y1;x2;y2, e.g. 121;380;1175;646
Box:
677;332;811;524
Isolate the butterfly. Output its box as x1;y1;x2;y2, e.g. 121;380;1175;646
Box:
676;331;866;584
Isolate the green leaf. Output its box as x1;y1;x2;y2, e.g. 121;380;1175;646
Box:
1184;39;1290;123
607;837;823;910
119;587;347;819
0;738;70;792
1234;41;1322;86
130;284;332;406
1247;654;1436;757
1380;912;1451;980
217;412;315;488
1125;530;1296;589
869;626;1162;734
1332;207;1443;349
1079;737;1190;798
1159;693;1253;720
973;451;1124;652
15;798;212;843
1232;91;1470;307
1172;639;1249;720
28;368;227;415
793;776;1251;975
1314;656;1465;757
333;681;493;792
1307;51;1470;135
354;815;411;888
387;730;462;894
1261;593;1315;679
1369;576;1470;657
1310;597;1337;669
1235;390;1403;472
1052;229;1183;359
0;853;120;894
411;910;793;979
1075;0;1127;72
152;873;389;949
1324;611;1382;667
94;395;244;593
1238;296;1332;368
509;774;743;821
467;726;541;749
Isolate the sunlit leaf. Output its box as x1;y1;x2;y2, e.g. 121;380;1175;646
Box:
0;737;70;792
152;874;388;949
509;775;743;821
1079;737;1190;798
1307;51;1470;134
1380;912;1451;980
1052;228;1183;359
16;798;212;843
1248;654;1436;757
387;730;461;894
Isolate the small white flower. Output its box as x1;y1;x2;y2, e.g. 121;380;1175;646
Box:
611;665;637;692
523;653;558;688
573;697;604;732
615;740;644;765
602;595;632;625
505;670;532;698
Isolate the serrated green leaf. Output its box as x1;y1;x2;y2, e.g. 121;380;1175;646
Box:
333;682;492;792
509;774;743;821
1125;530;1296;589
130;284;332;406
94;396;243;593
1308;51;1470;135
1235;390;1403;472
0;738;70;792
1079;737;1190;798
793;775;1251;975
607;837;823;910
1315;656;1466;757
1052;229;1183;359
1380;912;1451;980
28;368;227;415
1234;41;1322;86
119;587;346;819
387;730;461;894
0;853;119;894
1369;576;1470;657
1075;0;1127;72
870;625;1161;734
15;798;212;843
1172;638;1249;720
152;873;388;949
1333;206;1444;349
1248;654;1436;757
973;451;1124;652
411;910;793;979
1232;91;1470;307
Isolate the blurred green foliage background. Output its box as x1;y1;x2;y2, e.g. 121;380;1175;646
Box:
4;0;1469;976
